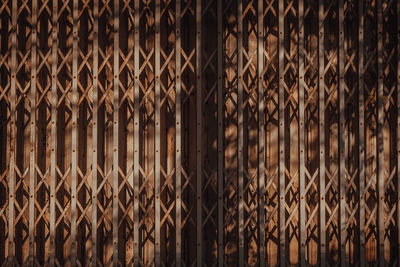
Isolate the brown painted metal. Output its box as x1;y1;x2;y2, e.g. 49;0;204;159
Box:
359;1;366;266
176;1;182;267
257;0;265;265
298;0;305;265
318;0;326;265
49;0;58;265
278;0;285;265
398;0;400;262
338;0;345;265
0;0;399;266
8;0;17;265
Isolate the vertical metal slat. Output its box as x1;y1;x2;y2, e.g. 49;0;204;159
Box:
8;0;17;265
397;0;400;262
298;0;306;265
217;0;224;265
237;0;244;266
112;0;120;265
155;0;161;265
71;0;79;264
257;0;265;265
278;0;285;265
318;0;326;265
376;0;385;265
29;0;38;264
195;0;202;266
175;0;182;266
49;0;58;265
338;0;346;265
133;0;140;265
358;0;366;265
91;0;99;265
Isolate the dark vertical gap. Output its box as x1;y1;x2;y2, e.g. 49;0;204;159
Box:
138;0;155;263
201;0;218;265
36;4;49;264
15;5;28;264
182;0;197;264
283;0;299;262
221;0;238;264
97;0;106;262
343;0;359;264
264;0;279;263
383;0;398;263
364;0;378;263
324;0;339;263
242;0;258;263
304;0;319;263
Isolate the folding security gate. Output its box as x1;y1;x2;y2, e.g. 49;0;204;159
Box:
0;0;400;266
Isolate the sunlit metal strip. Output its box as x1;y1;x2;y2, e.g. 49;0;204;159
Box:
358;1;366;266
376;0;384;265
257;0;265;265
112;0;120;265
175;0;182;266
298;0;306;265
155;0;161;265
71;0;79;264
49;0;58;265
338;0;346;265
237;0;244;266
195;0;202;266
278;0;285;265
217;0;223;265
29;0;38;264
318;0;326;265
133;0;140;265
91;0;99;265
8;0;17;265
398;0;400;261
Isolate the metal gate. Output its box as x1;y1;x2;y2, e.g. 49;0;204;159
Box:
0;0;399;266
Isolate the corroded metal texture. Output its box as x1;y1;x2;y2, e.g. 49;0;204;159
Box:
0;0;399;266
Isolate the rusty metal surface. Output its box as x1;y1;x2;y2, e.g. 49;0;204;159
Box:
0;0;399;266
